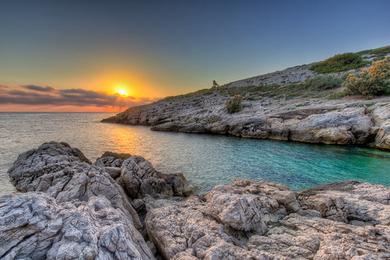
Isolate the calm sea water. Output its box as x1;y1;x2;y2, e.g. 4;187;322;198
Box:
0;112;389;196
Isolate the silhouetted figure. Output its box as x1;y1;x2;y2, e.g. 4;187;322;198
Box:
212;80;219;88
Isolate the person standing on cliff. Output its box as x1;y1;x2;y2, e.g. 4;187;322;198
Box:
212;80;220;88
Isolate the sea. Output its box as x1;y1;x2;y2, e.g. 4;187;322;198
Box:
1;112;389;196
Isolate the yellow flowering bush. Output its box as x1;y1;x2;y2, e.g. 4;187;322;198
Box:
343;58;390;96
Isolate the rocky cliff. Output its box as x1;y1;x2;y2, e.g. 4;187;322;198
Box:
1;142;390;259
102;50;390;151
102;89;390;151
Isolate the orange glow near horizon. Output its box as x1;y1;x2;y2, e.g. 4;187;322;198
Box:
114;83;130;97
91;70;167;99
0;104;125;113
0;79;160;112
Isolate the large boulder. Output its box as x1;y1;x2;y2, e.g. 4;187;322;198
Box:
204;179;299;233
8;141;91;191
96;152;192;199
0;193;154;260
8;142;141;229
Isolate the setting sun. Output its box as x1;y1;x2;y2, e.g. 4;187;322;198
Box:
115;84;130;97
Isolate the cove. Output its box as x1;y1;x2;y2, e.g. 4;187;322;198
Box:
0;112;389;195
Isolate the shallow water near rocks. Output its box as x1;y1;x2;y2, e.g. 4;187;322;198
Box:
0;112;389;196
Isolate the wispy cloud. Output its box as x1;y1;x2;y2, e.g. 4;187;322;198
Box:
0;84;155;108
23;85;56;92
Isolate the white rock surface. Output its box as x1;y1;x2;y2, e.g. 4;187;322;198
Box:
146;180;390;259
0;193;153;260
8;142;142;228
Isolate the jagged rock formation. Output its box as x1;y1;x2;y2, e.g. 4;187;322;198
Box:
95;152;192;199
2;142;192;260
146;180;390;259
8;142;142;228
1;143;390;259
0;193;152;260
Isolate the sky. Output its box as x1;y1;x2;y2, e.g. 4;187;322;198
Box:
0;0;389;112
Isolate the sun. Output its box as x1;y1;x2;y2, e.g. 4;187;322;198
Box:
115;84;130;97
117;88;128;96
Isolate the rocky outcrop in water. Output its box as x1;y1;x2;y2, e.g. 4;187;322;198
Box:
1;143;390;259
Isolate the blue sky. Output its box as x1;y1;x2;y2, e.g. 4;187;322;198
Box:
0;0;389;110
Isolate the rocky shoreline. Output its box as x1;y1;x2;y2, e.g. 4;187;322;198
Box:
1;142;390;259
102;57;390;151
102;95;390;151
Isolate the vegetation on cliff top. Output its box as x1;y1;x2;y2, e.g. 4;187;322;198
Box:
218;75;343;100
162;75;344;102
343;58;390;96
310;52;367;73
161;46;390;103
358;45;390;59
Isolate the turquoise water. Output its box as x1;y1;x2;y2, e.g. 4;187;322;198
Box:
0;112;389;195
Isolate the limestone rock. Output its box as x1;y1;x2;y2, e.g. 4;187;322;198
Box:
96;152;192;199
146;196;230;259
298;181;390;225
146;180;390;259
95;151;132;168
0;193;154;260
145;180;299;259
8;142;142;228
248;213;390;259
8;141;90;191
204;179;299;233
372;103;390;150
288;107;373;145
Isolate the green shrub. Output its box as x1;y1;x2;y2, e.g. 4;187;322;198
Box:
343;58;390;96
303;76;343;91
359;46;390;58
311;53;367;73
225;95;242;113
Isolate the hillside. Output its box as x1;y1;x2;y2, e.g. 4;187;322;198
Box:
103;46;390;150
